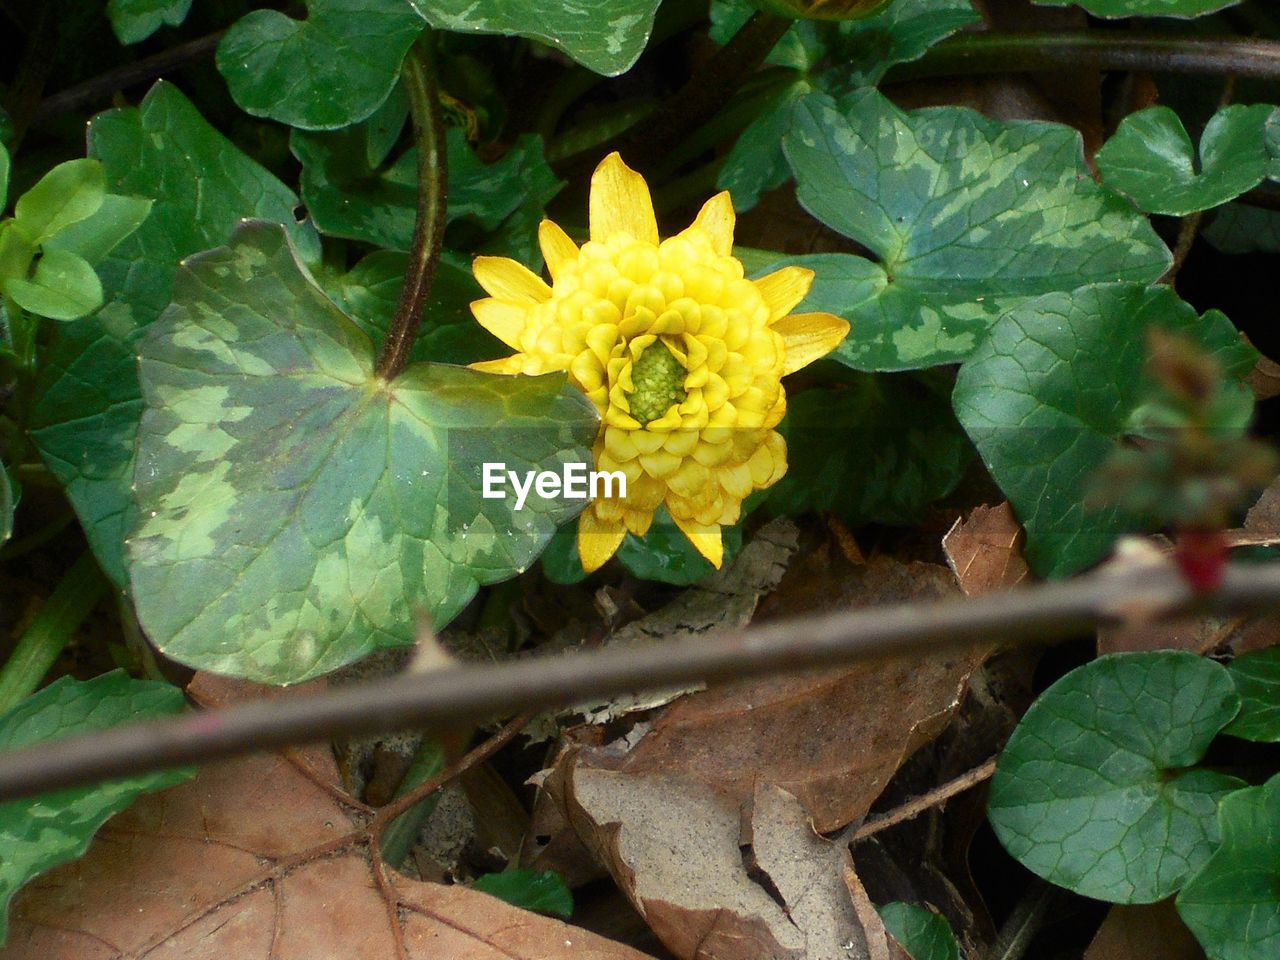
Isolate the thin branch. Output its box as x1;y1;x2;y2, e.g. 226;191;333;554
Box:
1;560;1280;801
32;31;225;125
375;39;448;381
848;757;998;844
889;33;1280;84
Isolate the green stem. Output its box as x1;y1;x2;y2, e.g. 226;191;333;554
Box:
0;550;108;713
378;735;447;869
375;38;448;381
891;32;1280;84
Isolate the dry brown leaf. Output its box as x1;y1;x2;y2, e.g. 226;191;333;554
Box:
566;768;891;960
8;681;653;960
942;503;1030;597
1227;477;1280;548
1250;355;1280;401
1083;901;1205;960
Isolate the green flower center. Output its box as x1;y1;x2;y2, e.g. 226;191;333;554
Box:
628;342;687;424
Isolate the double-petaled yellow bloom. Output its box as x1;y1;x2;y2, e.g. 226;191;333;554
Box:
469;153;848;572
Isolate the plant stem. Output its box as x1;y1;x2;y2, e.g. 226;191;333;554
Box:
3;560;1280;800
377;735;447;869
0;550;108;713
375;38;448;381
616;9;792;172
890;32;1280;84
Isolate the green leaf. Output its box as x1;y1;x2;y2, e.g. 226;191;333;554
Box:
107;0;193;44
952;283;1253;578
1265;109;1280;181
1224;647;1280;742
13;158;105;244
877;902;960;960
409;0;661;76
294;127;560;253
216;0;425;130
767;371;970;527
28;81;318;587
831;0;980;87
0;671;192;944
0;142;9;210
2;248;103;321
1204;201;1280;254
718;81;813;212
0;458;12;545
783;90;1171;370
472;869;574;919
1176;772;1280;960
43;194;153;265
128;222;597;684
989;651;1242;904
1031;0;1242;18
322;250;505;366
1096;105;1275;216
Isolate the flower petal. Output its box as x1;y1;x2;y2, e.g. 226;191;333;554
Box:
670;512;724;568
590;152;658;246
469;356;527;375
775;312;850;375
539;219;579;280
470;298;529;349
685;191;735;256
473;256;551;303
578;509;627;573
754;266;814;322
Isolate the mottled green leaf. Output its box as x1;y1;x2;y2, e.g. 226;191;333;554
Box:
409;0;661;76
43;194;153;266
3;248;103;321
714;0;978;211
13;159;104;244
1224;647;1280;742
321;249;504;367
107;0;193;44
768;371;969;527
28;82;317;587
472;869;574;919
294;127;560;253
952;283;1253;578
989;652;1242;904
1032;0;1242;17
1176;773;1280;960
877;902;960;960
128;222;596;684
783;91;1171;370
1097;105;1274;216
0;671;192;944
217;0;425;130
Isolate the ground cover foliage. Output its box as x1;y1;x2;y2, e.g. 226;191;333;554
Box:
1;0;1280;957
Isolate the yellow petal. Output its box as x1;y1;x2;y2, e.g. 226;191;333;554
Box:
469;356;526;375
775;312;850;375
470;298;528;349
670;512;723;568
590;152;659;246
578;509;627;573
754;266;814;322
684;191;735;256
538;220;579;280
473;256;551;303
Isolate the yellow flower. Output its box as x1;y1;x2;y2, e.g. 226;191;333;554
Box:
469;152;849;572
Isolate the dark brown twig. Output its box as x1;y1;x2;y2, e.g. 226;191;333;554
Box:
2;560;1280;801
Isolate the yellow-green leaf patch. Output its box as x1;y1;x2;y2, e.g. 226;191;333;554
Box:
128;222;596;685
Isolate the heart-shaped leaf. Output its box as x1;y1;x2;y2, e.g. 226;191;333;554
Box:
0;671;192;944
2;248;102;321
877;902;960;960
217;0;425;130
783;90;1170;370
409;0;662;76
1032;0;1242;17
128;221;596;684
989;652;1242;904
1176;772;1280;960
1097;105;1275;215
28;82;316;587
1224;647;1280;742
953;283;1254;578
13;159;104;244
107;0;192;44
